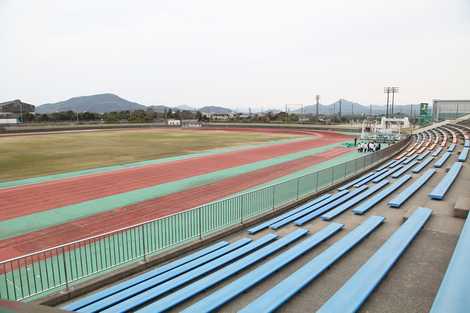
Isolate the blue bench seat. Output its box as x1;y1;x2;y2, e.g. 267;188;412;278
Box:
353;175;411;215
238;216;385;313
448;143;456;152
137;229;309;313
434;151;452;168
321;180;389;221
429;162;463;200
458;147;469;162
391;160;418;178
430;213;470;313
338;171;376;191
417;150;431;161
247;193;331;234
412;156;434;173
432;147;443;157
269;191;348;230
181;223;343;313
371;166;403;183
317;207;432;313
63;241;230;311
293;186;369;226
389;169;436;208
79;235;275;313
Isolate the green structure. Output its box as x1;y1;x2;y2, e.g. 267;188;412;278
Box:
418;103;432;125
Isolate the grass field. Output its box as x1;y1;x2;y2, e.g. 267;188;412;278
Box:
0;129;298;181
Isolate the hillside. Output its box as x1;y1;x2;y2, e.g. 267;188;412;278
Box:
36;94;146;113
199;106;232;114
295;99;420;115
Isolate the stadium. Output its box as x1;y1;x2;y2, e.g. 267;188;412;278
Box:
0;117;469;313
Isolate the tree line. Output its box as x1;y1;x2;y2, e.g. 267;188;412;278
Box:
20;109;200;123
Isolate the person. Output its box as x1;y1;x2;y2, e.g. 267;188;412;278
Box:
354;137;357;147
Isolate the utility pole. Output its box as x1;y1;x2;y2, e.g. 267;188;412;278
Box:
338;99;342;118
315;95;320;116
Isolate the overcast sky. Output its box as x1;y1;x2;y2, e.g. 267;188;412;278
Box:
1;0;469;111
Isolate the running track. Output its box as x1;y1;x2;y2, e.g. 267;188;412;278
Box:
0;146;352;261
0;130;350;221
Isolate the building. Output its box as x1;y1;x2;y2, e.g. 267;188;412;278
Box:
432;99;470;121
166;119;181;126
0;99;35;114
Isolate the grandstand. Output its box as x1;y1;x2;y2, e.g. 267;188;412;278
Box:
1;121;469;313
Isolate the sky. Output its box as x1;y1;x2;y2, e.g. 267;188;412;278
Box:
1;0;469;111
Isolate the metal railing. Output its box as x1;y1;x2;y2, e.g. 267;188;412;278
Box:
0;138;409;301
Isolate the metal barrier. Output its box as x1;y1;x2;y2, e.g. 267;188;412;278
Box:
0;138;409;301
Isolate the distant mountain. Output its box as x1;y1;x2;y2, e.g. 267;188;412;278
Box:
36;93;146;113
174;104;196;111
294;99;420;116
199;106;232;114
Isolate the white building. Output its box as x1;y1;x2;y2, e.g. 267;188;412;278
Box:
166;119;181;126
432;100;470;121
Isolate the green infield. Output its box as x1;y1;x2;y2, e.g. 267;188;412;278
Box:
0;129;297;181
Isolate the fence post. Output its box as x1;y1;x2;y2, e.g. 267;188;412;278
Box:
272;185;276;211
315;171;319;192
296;177;300;200
240;195;244;224
61;246;69;291
198;207;202;240
141;225;147;262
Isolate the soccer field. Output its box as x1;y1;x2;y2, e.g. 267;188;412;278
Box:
0;128;297;180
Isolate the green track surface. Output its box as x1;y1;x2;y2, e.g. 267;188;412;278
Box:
0;137;309;189
0;141;349;240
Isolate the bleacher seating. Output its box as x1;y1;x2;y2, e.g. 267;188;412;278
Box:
430;213;470;313
417;150;431;161
269;190;349;229
432;147;443;157
320;180;389;221
434;151;452;168
389;169;436;208
403;154;419;164
177;224;343;313
465;139;470;148
375;160;396;172
391;160;418;178
338;171;375;191
371;166;403;183
429;162;463;200
353;175;411;215
448;143;456;152
458;148;469;162
317;207;432;313
292;186;369;226
412;156;434;173
354;168;389;187
238;216;385;313
63;241;231;311
137;229;309;313
75;235;276;313
247;193;332;234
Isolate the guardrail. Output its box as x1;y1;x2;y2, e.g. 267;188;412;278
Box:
0;138;409;302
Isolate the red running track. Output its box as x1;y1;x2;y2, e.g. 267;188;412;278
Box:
0;147;352;261
0;130;351;221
